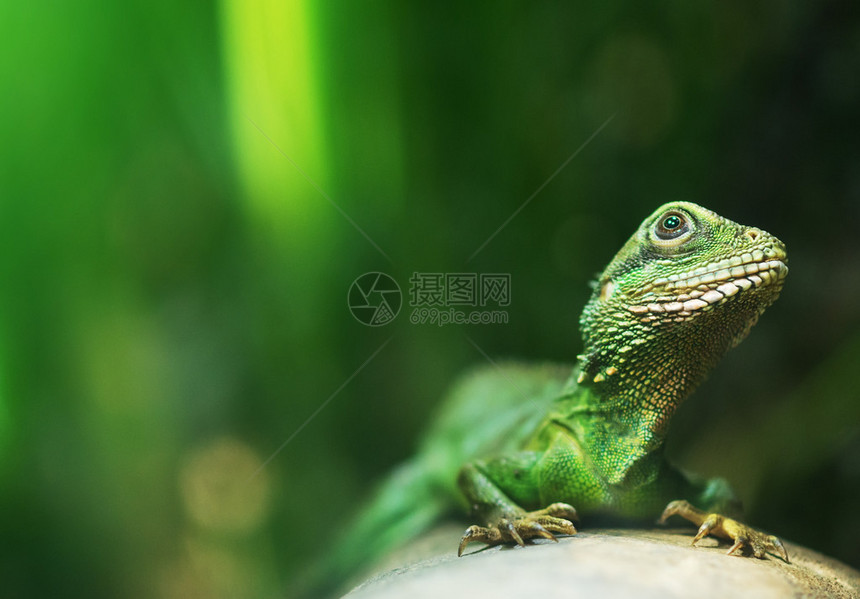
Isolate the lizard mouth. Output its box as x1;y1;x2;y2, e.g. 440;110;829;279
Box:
629;250;788;317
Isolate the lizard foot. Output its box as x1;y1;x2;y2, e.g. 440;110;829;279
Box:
458;502;578;557
659;499;789;563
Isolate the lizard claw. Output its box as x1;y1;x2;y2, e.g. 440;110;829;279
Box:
522;521;558;542
457;502;578;556
500;518;524;546
660;499;790;563
458;525;492;557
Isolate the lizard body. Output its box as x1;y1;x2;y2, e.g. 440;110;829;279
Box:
313;202;788;595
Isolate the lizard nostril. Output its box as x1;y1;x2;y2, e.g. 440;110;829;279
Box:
745;230;760;241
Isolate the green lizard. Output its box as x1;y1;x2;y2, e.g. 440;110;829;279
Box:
314;202;788;595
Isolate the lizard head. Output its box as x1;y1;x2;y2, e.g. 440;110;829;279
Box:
578;201;787;393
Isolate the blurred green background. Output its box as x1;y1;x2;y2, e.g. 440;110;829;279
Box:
1;1;859;597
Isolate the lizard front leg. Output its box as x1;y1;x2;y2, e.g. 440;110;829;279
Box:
456;454;578;556
659;499;789;562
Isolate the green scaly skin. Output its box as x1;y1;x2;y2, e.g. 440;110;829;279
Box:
456;202;788;559
310;202;788;597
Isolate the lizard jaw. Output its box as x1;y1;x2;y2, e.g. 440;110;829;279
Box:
627;254;787;319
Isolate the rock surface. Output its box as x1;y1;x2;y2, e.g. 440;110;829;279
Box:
344;525;860;599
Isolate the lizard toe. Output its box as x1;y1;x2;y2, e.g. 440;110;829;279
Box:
457;504;578;556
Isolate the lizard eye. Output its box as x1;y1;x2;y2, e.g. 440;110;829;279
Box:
656;213;686;238
653;211;691;244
